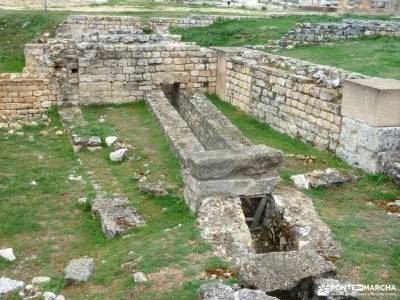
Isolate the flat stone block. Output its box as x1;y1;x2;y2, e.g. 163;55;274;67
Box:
342;78;400;127
187;145;283;180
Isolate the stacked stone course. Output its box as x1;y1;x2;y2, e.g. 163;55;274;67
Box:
78;42;217;104
279;19;400;46
224;51;366;150
0;74;56;123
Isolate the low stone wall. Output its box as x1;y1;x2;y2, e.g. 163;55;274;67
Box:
78;42;217;104
0;74;56;126
149;15;265;34
146;90;283;211
279;19;400;47
222;50;366;151
56;15;143;41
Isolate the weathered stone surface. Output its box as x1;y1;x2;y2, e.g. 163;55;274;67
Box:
290;168;354;190
197;196;255;260
43;291;57;300
138;181;168;197
32;276;51;285
105;136;117;146
110;148;128;162
92;193;145;239
197;283;279;300
133;272;148;283
269;187;341;260
238;251;336;298
183;170;280;212
234;288;279;300
377;151;400;184
88;136;102;147
197;283;235;300
0;248;16;261
64;257;95;284
187;145;283;180
0;277;24;296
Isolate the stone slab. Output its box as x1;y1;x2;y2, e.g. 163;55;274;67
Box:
187;144;283;180
342;78;400;127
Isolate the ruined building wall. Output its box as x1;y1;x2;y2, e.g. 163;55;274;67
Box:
78;42;217;105
222;51;366;151
279;19;400;47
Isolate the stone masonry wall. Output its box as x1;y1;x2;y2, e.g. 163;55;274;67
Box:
279;19;400;46
78;42;217;104
224;50;366;151
0;74;56;126
57;15;143;41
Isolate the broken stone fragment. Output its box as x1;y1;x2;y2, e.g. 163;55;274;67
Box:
133;272;147;283
0;277;24;297
138;181;168;197
105;136;117;146
64;257;95;285
88;136;102;147
0;248;16;261
238;251;336;299
43;291;57;300
290;168;354;190
110;148;128;162
32;276;51;285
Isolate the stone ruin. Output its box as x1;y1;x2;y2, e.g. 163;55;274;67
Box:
0;13;399;299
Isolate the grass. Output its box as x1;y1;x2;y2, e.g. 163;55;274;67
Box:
276;36;400;79
0;102;238;299
206;93;400;294
170;14;394;47
0;11;69;72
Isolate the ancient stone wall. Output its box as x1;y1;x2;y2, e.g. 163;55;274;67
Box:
0;74;56;126
56;15;143;41
279;19;400;46
223;50;366;151
78;42;217;104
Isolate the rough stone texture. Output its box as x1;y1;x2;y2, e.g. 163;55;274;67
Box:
377;151;400;184
279;19;400;47
169;91;253;150
197;283;235;300
0;277;24;296
64;257;95;284
197;196;255;260
0;74;57;127
145;91;205;166
223;50;365;151
290;168;354;190
187;145;283;180
238;251;336;299
337;116;400;172
197;283;280;300
92;192;145;239
235;288;279;300
268;187;341;260
78;42;217;105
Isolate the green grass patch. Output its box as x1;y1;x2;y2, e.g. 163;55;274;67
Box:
276;36;400;79
0;11;69;72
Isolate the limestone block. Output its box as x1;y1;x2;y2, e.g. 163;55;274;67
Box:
342;78;400;127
